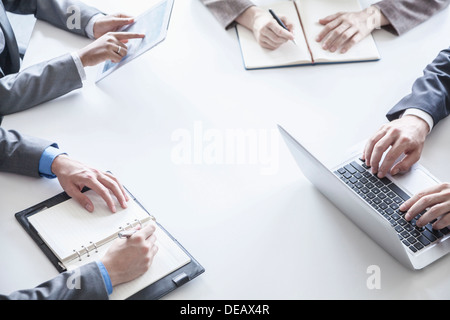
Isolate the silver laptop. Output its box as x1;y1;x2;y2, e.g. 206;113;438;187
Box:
278;124;450;270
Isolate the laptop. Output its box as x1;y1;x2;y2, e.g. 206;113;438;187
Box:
278;124;450;270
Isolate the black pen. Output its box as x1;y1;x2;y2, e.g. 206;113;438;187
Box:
268;9;296;45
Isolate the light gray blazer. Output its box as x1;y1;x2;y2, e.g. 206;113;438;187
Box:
200;0;450;33
0;0;101;117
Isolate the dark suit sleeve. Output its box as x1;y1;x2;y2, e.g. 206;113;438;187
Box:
0;53;82;116
0;262;109;300
386;47;450;127
199;0;255;29
374;0;450;36
3;0;101;37
0;127;55;177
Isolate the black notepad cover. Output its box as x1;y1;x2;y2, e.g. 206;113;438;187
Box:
15;187;205;300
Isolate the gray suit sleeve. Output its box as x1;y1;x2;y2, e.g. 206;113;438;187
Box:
3;0;101;37
0;53;82;116
199;0;255;29
0;262;109;300
386;47;450;127
374;0;450;36
0;127;55;177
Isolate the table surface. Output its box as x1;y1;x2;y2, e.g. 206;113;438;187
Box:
2;0;450;299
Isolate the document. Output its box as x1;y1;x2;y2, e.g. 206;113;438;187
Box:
96;0;174;82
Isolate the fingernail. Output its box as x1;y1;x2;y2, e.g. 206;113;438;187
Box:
85;203;93;212
341;49;347;54
316;36;320;41
112;205;117;213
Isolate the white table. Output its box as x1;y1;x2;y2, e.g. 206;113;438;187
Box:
2;0;450;299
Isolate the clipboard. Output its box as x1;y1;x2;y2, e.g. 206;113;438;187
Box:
14;185;205;300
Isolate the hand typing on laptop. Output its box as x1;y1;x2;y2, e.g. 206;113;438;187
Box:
361;115;429;179
401;184;450;230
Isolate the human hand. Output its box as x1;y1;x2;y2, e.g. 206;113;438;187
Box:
401;183;450;230
316;6;388;54
236;6;294;50
77;32;145;67
362;115;429;178
93;13;135;39
51;155;129;213
101;223;158;286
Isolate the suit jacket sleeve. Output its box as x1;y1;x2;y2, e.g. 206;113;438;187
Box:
386;47;450;127
0;127;56;177
374;0;450;36
3;0;101;37
0;262;109;300
199;0;255;29
0;53;83;116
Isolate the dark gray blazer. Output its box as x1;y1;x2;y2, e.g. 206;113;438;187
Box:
0;127;54;177
0;262;109;300
387;47;450;127
0;0;101;116
0;129;110;299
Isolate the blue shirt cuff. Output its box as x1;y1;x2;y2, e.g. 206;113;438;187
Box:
96;261;113;295
38;145;65;179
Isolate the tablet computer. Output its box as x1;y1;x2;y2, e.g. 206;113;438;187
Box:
96;0;174;82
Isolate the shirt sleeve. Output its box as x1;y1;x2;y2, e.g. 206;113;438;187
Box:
38;146;66;179
85;13;105;39
402;108;434;133
95;261;113;295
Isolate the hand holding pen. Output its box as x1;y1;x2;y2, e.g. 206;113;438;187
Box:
269;9;296;45
235;6;295;50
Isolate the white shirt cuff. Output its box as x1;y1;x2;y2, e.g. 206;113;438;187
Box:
85;13;105;39
402;108;434;133
71;52;86;81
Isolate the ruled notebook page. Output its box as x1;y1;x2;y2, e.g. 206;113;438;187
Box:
29;190;149;261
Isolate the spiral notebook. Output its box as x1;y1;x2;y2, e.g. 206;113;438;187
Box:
15;188;204;300
236;0;380;70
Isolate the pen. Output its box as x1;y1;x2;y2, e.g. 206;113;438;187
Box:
118;229;137;239
268;9;296;45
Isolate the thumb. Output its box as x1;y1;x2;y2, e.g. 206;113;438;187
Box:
109;17;135;28
390;152;420;176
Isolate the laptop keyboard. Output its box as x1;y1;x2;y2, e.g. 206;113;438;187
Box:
334;159;450;254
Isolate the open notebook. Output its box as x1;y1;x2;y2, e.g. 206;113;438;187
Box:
236;0;380;70
23;189;201;300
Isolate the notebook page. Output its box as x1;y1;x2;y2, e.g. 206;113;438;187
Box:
29;190;150;261
236;1;312;69
64;220;191;300
296;0;380;63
